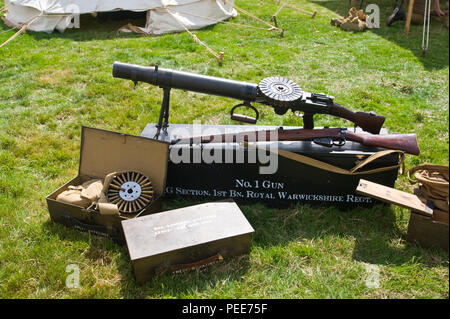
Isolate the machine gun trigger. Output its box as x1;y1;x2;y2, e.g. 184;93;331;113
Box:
230;101;259;124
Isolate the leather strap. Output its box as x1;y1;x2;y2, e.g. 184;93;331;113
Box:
408;164;449;212
156;253;224;275
244;142;405;175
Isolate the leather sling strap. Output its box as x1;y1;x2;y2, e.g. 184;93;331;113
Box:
156;253;224;275
244;142;405;175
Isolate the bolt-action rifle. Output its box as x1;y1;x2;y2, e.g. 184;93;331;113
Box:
171;127;420;155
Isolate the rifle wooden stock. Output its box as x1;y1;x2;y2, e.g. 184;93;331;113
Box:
344;131;420;155
172;128;420;155
330;104;385;135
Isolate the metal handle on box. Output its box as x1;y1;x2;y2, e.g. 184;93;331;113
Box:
156;253;224;274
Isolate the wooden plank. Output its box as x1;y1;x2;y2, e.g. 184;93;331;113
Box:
356;179;433;216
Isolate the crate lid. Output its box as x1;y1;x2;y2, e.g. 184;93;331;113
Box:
79;126;169;197
121;199;254;261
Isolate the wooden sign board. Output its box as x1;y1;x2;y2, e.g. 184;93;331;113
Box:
356;179;433;216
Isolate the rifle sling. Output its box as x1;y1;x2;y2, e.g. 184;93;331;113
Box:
243;142;405;175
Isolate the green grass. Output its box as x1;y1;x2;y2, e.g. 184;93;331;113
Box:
0;0;448;298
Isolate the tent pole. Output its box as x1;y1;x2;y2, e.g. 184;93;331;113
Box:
0;14;41;48
166;9;225;64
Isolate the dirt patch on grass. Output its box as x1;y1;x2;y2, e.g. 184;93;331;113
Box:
37;69;72;85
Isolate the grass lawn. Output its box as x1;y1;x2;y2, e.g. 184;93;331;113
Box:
0;0;448;298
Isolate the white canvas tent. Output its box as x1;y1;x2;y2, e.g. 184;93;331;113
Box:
2;0;237;34
1;0;300;61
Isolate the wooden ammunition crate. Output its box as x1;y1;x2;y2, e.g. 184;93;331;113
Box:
46;126;169;243
121;200;254;284
406;211;449;252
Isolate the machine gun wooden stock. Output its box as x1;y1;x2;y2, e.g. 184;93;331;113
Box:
171;127;420;156
113;62;386;138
